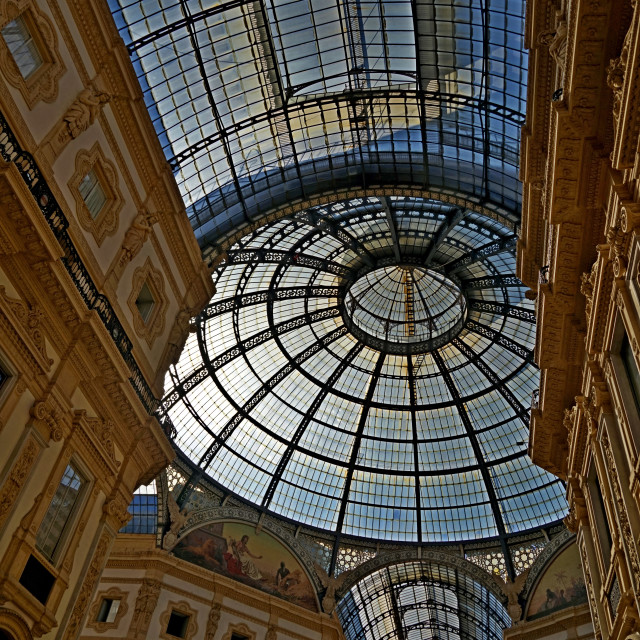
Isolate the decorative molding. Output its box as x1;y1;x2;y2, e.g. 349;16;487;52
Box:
129;578;161;639
521;529;573;602
0;285;53;370
221;622;256;640
0;0;65;109
0;607;32;640
68;142;123;246
63;530;113;640
0;435;39;530
126;256;167;349
579;536;602;639
86;587;129;633
159;600;198;640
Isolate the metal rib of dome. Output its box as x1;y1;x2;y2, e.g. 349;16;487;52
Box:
161;196;566;544
108;0;528;249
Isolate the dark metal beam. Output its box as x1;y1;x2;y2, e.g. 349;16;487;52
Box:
451;338;530;424
175;325;350;506
261;341;364;508
407;355;422;544
174;0;250;223
423;207;467;265
161;305;341;412
467;298;536;324
200;285;344;319
431;348;516;581
464;319;534;362
462;274;523;290
226;248;352;278
166;90;526;169
381;197;402;263
329;351;386;575
295;209;376;267
443;235;517;275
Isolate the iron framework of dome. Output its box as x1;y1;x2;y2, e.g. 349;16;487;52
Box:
160;195;566;549
109;0;569;596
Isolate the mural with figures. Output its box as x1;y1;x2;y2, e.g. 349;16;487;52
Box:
172;521;318;611
527;544;587;619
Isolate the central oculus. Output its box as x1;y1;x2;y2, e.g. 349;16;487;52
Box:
342;266;467;354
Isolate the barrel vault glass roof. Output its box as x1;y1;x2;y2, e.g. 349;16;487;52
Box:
109;0;528;250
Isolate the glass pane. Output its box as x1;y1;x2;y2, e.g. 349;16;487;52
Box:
1;16;43;79
36;463;84;562
79;169;107;219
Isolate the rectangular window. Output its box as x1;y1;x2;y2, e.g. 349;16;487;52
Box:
589;465;612;566
621;334;640;412
96;598;120;623
78;168;107;219
36;463;85;562
19;554;55;604
1;16;43;79
166;611;190;638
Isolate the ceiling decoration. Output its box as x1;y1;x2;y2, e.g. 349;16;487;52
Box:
160;195;566;549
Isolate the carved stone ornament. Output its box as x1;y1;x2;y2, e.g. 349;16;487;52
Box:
166;308;196;366
120;210;158;267
265;626;278;640
0;286;53;369
63;531;112;640
162;492;188;550
63;87;110;140
103;493;131;529
68;143;124;246
30;398;64;441
126;257;168;348
86;587;129;633
314;563;353;614
0;0;65;109
563;505;579;533
159;601;198;640
130;578;161;638
204;603;221;640
538;19;568;70
563;405;577;432
0;436;39;530
86;417;120;466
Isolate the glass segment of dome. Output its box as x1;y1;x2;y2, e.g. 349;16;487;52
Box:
109;0;529;249
161;196;567;543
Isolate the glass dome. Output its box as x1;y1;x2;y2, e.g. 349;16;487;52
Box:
161;195;566;543
343;265;467;352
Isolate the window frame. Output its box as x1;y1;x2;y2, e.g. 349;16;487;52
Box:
34;459;89;566
69;143;124;246
1;14;43;79
0;2;65;109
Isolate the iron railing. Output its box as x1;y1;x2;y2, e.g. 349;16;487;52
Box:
0;111;159;415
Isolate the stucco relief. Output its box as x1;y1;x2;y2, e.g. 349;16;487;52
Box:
68;143;123;246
